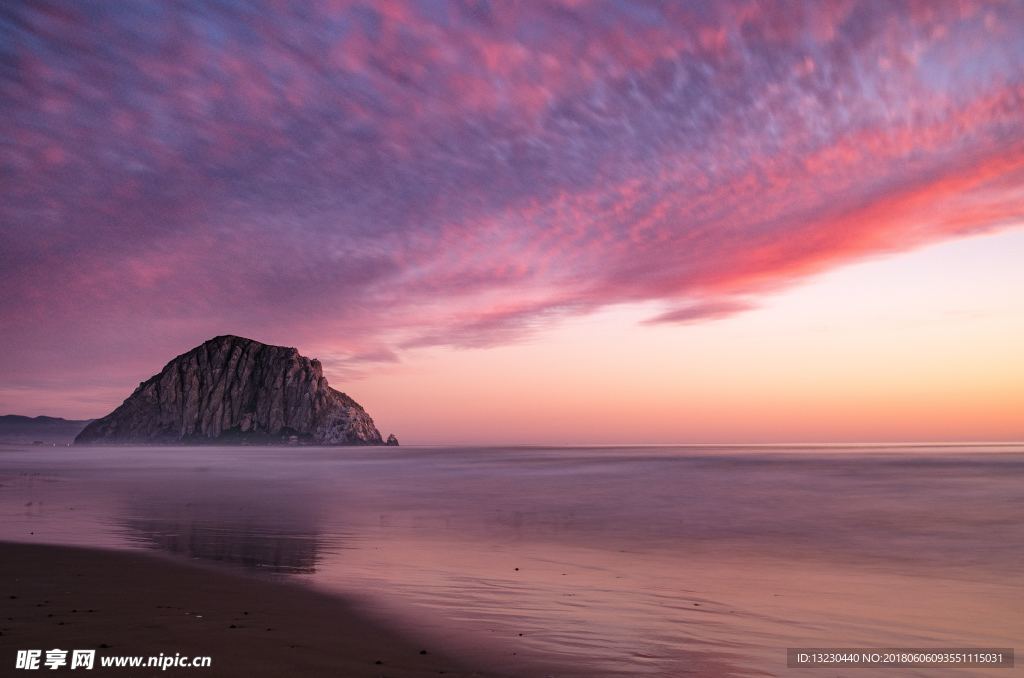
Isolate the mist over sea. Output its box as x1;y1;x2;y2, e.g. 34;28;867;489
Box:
1;444;1020;677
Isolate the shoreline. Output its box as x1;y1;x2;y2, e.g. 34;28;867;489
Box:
0;541;498;677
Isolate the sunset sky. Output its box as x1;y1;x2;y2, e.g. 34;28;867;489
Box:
1;1;1022;443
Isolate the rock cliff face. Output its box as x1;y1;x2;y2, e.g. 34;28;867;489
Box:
75;336;388;445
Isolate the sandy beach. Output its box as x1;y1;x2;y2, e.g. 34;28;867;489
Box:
0;541;493;678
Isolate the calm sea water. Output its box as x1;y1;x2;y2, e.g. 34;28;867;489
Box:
0;444;1021;677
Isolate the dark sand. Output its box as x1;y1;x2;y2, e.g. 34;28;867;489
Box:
0;541;495;677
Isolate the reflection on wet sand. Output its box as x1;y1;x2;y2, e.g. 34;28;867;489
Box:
120;512;321;573
116;476;328;574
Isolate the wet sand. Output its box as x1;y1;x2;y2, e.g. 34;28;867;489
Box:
0;541;492;678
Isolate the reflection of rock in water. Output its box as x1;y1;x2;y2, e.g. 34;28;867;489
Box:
123;515;321;573
117;476;329;574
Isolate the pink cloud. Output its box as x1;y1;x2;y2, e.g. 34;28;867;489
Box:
645;299;757;325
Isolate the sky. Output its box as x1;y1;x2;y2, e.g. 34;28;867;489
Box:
1;0;1022;443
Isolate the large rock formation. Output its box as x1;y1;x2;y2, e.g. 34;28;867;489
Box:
75;335;389;445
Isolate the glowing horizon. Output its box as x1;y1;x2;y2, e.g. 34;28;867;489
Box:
1;1;1022;443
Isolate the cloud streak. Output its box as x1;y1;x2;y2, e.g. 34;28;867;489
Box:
1;0;1023;408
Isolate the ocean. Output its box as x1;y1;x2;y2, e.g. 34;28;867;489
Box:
1;444;1021;677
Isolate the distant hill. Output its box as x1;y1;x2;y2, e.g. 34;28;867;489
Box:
0;415;93;445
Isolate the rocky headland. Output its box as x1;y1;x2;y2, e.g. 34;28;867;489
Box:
75;335;396;446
